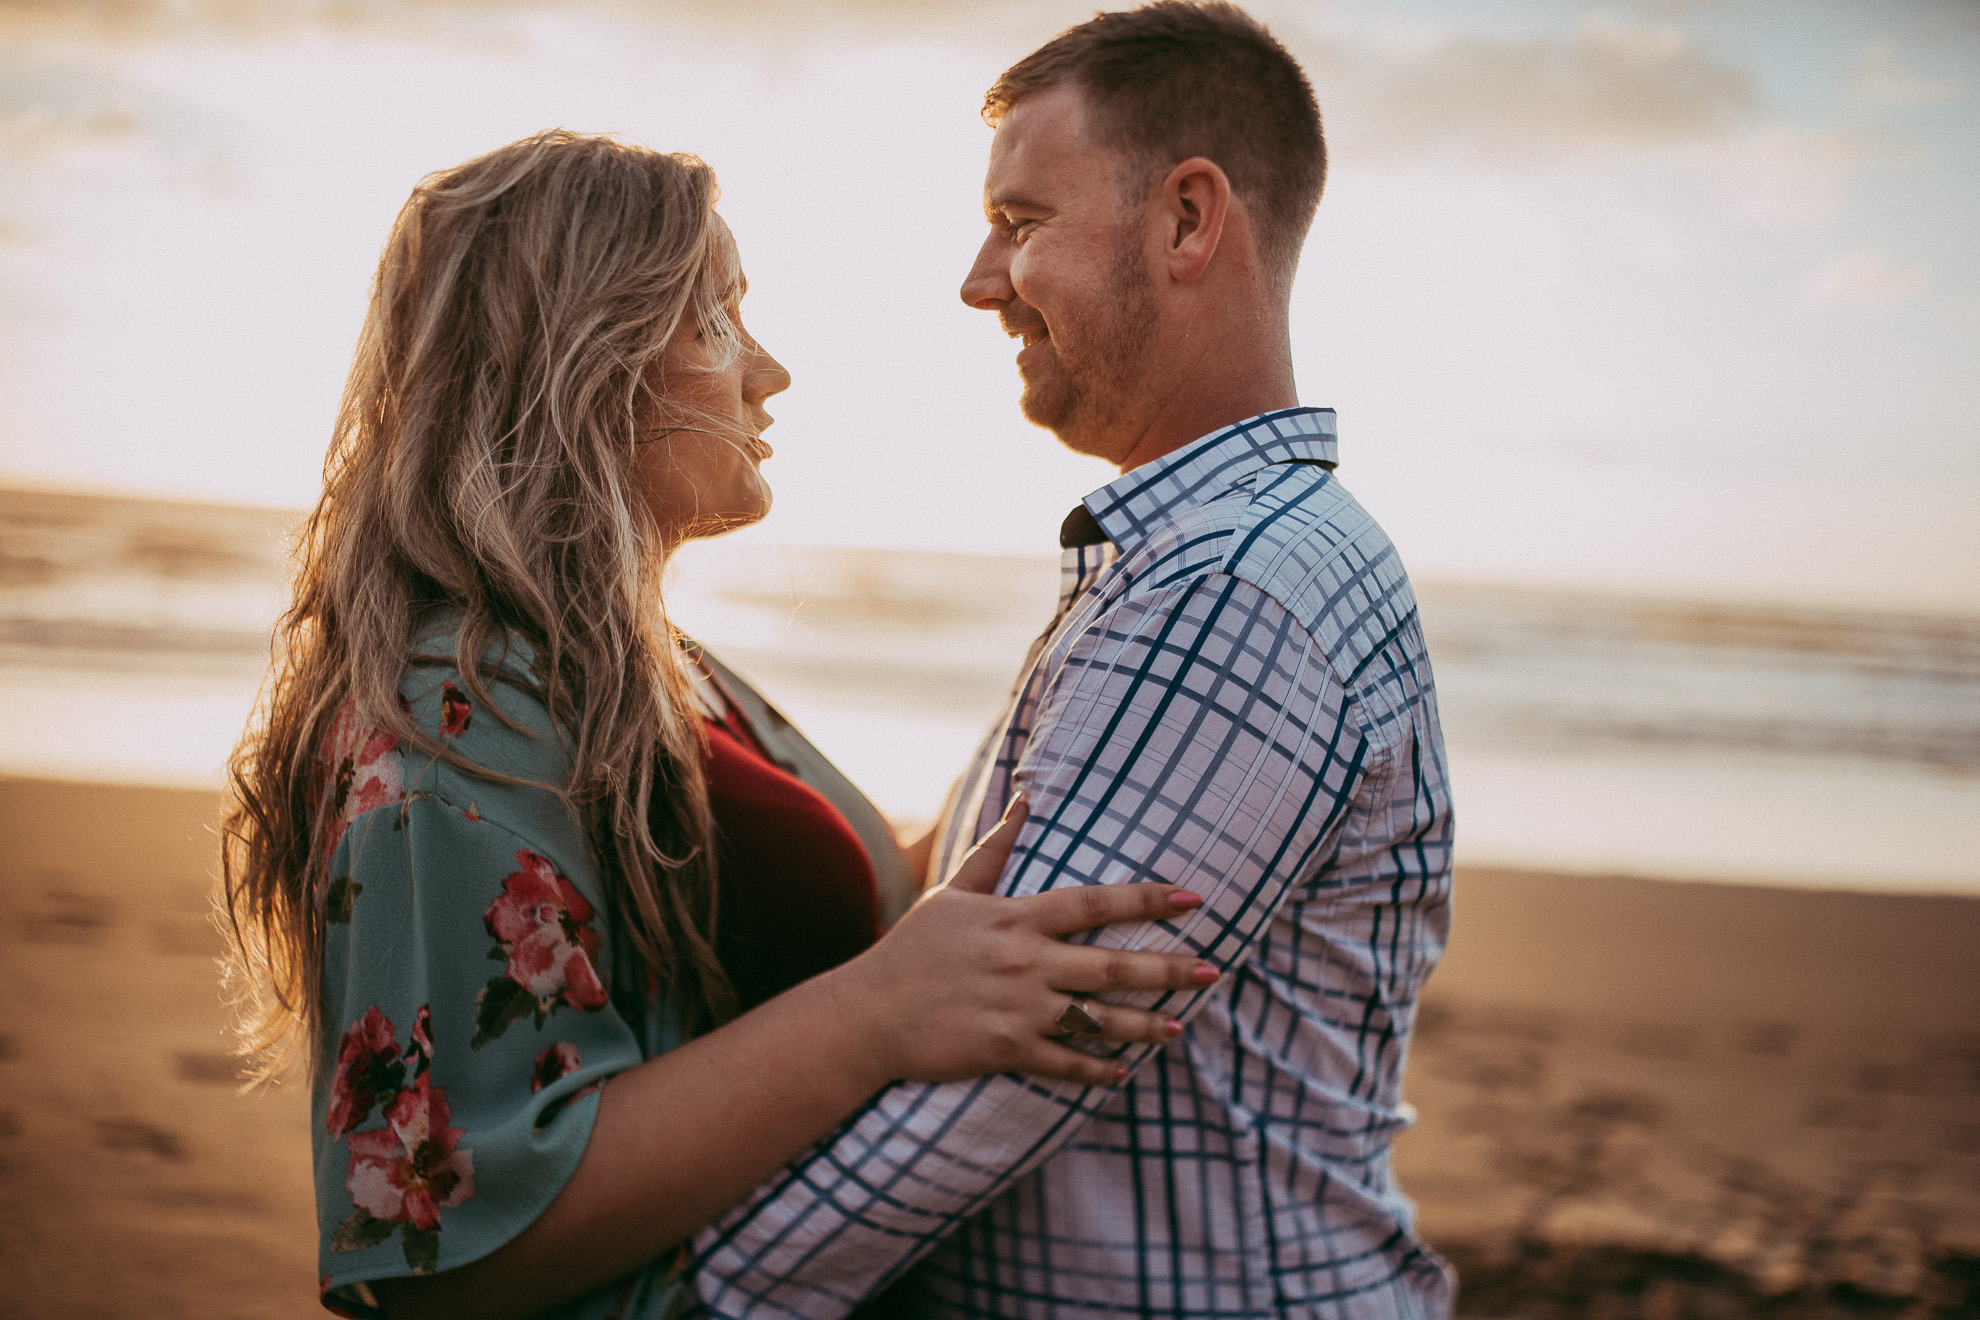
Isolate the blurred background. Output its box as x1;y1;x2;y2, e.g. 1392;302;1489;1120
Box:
1;0;1976;1316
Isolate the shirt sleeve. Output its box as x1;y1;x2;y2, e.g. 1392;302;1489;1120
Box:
312;670;654;1315
692;572;1381;1319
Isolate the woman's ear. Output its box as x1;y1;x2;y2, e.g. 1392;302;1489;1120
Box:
1161;156;1232;284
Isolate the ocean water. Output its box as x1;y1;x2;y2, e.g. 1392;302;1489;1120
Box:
3;486;1976;895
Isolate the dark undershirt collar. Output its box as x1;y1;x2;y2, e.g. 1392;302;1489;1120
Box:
1058;503;1108;548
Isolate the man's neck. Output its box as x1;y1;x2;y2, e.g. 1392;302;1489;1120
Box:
1108;360;1299;474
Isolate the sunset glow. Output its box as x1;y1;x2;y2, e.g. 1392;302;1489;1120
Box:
1;0;1974;609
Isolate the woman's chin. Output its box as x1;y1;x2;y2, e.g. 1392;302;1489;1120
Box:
681;493;771;542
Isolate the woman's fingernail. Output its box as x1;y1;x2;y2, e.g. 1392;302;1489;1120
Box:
1169;890;1203;911
1164;1019;1184;1038
1192;964;1220;985
1114;1065;1131;1084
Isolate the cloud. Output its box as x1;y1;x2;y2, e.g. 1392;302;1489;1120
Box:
1798;249;1930;309
1557;0;1728;11
1687;124;1904;229
1304;19;1757;159
0;60;142;155
1851;40;1967;105
0;0;1034;244
0;53;232;244
0;0;1042;41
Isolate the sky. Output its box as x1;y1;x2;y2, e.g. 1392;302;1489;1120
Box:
1;0;1976;611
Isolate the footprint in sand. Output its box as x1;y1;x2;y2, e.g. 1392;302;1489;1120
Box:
94;1117;188;1162
1740;1021;1799;1056
17;881;115;946
1801;1094;1884;1132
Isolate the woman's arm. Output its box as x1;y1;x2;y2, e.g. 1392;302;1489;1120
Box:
374;800;1212;1319
899;771;962;894
900;822;937;891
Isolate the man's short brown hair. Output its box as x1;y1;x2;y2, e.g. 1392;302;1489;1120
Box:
985;1;1326;287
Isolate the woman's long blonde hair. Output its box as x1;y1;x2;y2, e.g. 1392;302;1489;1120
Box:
222;130;739;1082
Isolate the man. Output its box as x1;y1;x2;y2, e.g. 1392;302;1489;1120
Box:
695;4;1453;1316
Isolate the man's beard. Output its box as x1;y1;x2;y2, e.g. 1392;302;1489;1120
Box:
1017;230;1155;457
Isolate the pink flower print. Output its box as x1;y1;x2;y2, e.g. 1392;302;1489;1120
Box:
439;682;472;739
318;697;405;862
345;1074;475;1238
529;1042;600;1129
493;853;605;1002
327;1007;405;1138
472;851;608;1047
407;1006;434;1079
531;1043;581;1093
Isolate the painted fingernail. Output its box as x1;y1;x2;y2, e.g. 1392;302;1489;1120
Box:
1191;964;1220;985
1164;1019;1184;1038
1168;890;1203;911
1114;1065;1131;1084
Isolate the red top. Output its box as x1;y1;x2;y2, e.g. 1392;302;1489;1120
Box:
703;703;883;1012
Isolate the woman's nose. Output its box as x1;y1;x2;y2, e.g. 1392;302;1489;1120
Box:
747;344;792;405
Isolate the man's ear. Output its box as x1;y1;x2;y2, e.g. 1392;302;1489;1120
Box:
1161;156;1231;284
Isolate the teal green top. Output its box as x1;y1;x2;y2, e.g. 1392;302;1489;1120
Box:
311;637;690;1318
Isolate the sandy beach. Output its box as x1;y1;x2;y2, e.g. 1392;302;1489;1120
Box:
1393;867;1980;1315
1;778;317;1319
5;776;1975;1318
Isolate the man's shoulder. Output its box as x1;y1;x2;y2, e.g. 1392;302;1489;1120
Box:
1129;463;1421;685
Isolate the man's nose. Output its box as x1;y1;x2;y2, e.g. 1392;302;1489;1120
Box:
960;230;1013;310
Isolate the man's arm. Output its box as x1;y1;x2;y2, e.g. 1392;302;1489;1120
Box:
692;572;1379;1318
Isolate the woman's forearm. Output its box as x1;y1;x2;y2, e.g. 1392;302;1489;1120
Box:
900;823;938;892
374;963;888;1319
369;803;1205;1320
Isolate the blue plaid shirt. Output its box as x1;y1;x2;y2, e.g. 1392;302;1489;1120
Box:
695;408;1455;1319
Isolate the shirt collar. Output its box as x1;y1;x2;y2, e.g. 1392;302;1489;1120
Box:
1071;406;1337;550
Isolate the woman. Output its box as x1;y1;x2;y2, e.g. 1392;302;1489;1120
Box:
220;130;1215;1319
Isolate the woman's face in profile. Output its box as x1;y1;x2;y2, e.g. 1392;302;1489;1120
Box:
638;246;791;542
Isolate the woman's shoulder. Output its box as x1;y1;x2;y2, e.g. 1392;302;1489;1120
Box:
398;614;571;787
317;615;582;872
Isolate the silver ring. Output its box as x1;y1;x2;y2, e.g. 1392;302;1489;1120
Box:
1053;997;1104;1039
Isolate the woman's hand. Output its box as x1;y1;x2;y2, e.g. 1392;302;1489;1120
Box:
370;793;1204;1320
825;794;1215;1089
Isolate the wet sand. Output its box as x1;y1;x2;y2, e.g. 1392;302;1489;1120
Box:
4;777;1977;1317
1396;867;1980;1314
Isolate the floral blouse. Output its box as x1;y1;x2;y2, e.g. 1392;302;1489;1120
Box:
313;636;690;1318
